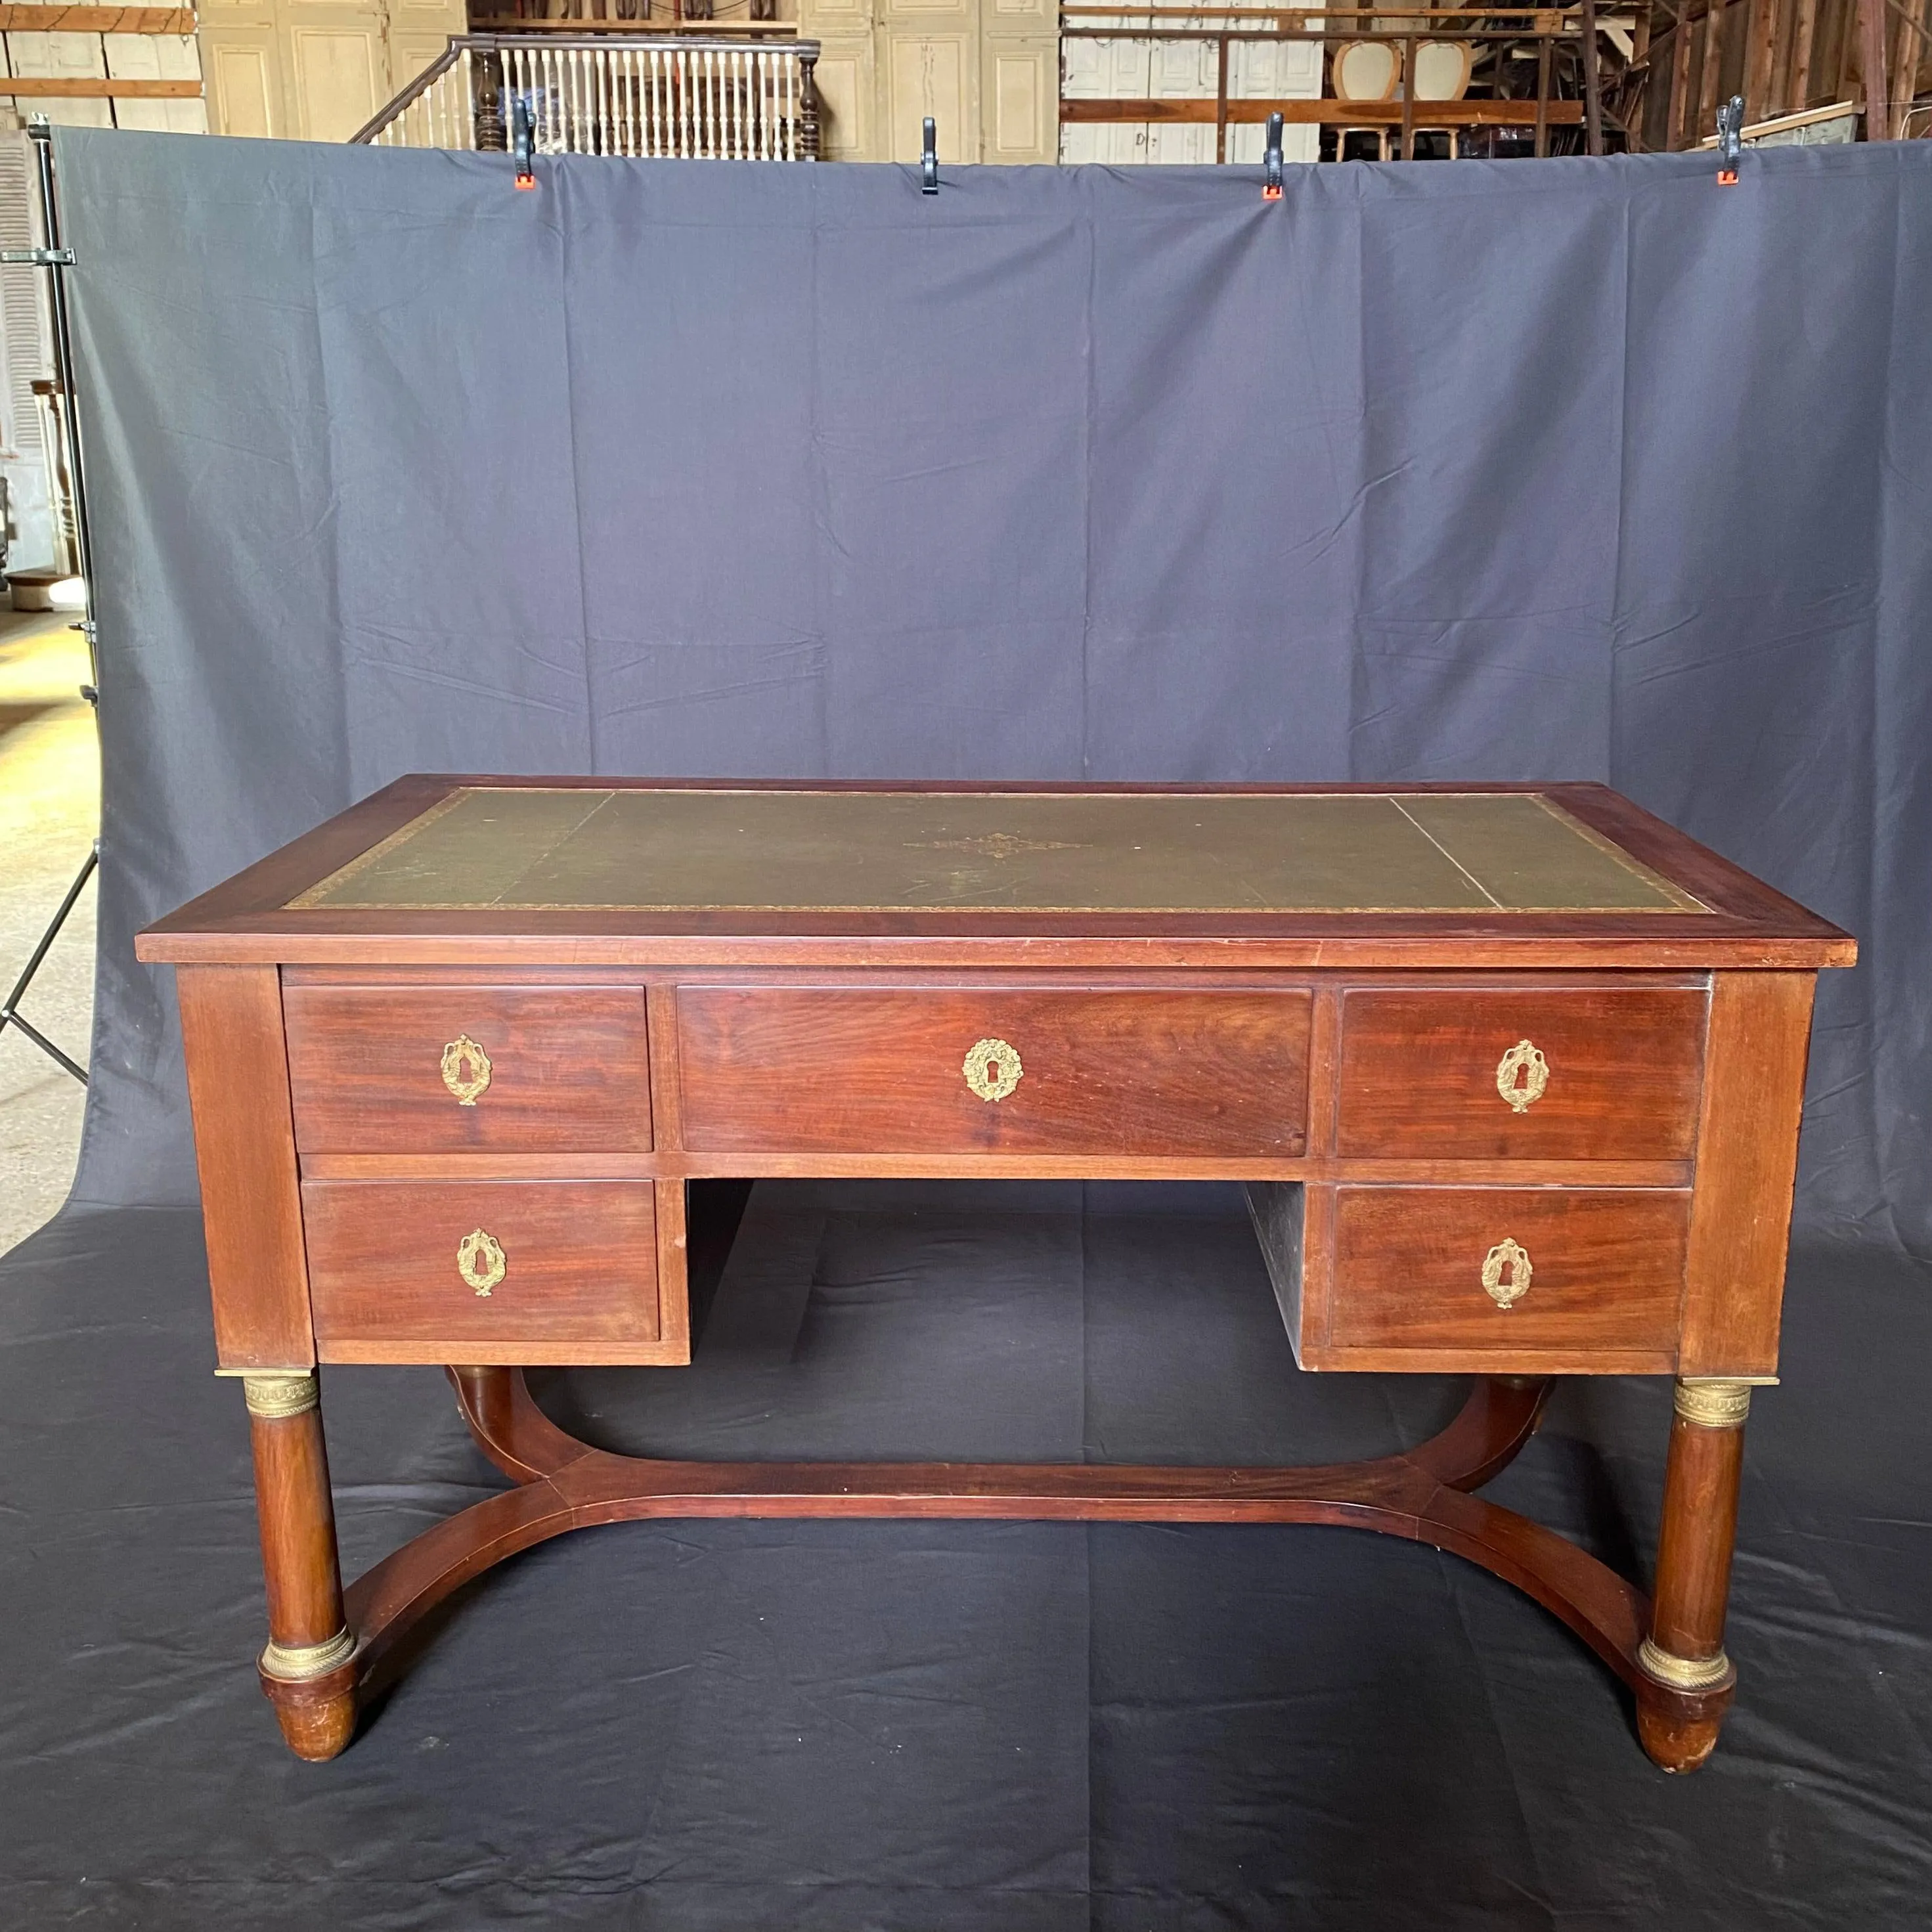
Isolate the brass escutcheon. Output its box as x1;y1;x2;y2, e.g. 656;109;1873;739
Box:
441;1033;492;1106
963;1037;1023;1103
1481;1237;1533;1308
457;1227;506;1297
1495;1038;1549;1112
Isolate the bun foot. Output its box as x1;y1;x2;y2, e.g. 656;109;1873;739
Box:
1636;1695;1726;1774
264;1679;357;1761
259;1640;359;1762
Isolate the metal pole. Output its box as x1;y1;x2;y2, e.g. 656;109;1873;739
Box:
24;116;97;689
0;841;97;1085
0;115;99;1086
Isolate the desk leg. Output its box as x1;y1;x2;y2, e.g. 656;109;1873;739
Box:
1636;1379;1751;1772
241;1372;359;1761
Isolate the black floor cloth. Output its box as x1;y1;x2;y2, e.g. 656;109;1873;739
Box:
5;1182;1929;1929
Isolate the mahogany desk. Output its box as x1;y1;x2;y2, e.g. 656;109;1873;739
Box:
137;779;1855;1770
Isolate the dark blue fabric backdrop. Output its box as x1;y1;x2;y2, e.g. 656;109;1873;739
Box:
55;130;1932;1256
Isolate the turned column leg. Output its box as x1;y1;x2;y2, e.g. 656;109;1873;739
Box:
240;1372;359;1761
1635;1378;1753;1772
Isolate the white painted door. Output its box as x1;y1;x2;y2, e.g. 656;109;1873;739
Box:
982;35;1055;161
795;0;876;158
1227;32;1320;163
283;5;386;142
200;0;286;139
881;0;976;165
980;0;1054;162
200;0;465;141
388;0;465;95
799;0;1055;163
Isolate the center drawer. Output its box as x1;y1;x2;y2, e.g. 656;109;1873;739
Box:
284;980;651;1153
676;986;1312;1157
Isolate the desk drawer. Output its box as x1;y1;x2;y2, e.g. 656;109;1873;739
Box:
303;1179;659;1361
1323;1185;1687;1367
1335;987;1705;1161
677;987;1311;1157
284;981;651;1154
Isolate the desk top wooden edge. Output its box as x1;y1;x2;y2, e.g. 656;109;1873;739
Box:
135;776;1857;971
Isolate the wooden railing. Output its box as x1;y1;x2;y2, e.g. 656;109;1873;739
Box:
1060;7;1610;161
352;32;820;158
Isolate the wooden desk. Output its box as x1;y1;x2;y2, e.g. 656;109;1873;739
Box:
137;778;1854;1770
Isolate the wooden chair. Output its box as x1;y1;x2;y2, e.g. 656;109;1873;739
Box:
1331;38;1399;160
1409;39;1474;160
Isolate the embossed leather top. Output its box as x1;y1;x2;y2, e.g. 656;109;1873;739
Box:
141;776;1853;965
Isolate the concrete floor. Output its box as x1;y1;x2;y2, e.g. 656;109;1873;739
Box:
0;611;97;1256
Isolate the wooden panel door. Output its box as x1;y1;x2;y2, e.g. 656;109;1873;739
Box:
202;0;464;142
1059;32;1148;162
1226;33;1320;163
284;6;385;142
797;0;875;156
199;3;284;136
810;32;877;158
1145;31;1216;164
799;0;1057;163
797;0;873;42
986;0;1053;34
388;0;464;95
982;35;1056;161
885;24;975;160
981;0;1053;160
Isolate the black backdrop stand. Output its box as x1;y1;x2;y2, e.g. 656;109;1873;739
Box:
0;114;95;1086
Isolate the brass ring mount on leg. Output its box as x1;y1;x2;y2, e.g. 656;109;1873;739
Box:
1636;1636;1734;1692
259;1627;357;1682
242;1372;319;1420
1674;1380;1754;1429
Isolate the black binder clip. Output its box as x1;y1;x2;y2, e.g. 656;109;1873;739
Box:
1263;111;1284;200
513;96;536;190
1715;93;1744;185
921;116;939;194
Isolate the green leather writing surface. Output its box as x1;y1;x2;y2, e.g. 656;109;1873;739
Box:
292;788;1704;915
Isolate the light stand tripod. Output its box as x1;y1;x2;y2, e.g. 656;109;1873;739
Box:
0;114;97;1087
